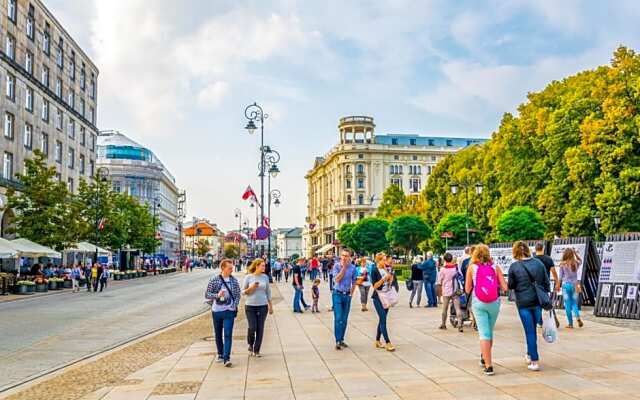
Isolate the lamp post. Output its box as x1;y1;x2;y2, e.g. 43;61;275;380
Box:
449;181;483;245
244;102;269;257
234;208;243;259
593;214;601;241
268;189;282;261
94;167;109;264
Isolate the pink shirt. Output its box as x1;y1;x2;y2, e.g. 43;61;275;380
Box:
437;264;459;297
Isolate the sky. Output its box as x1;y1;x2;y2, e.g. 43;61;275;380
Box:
46;0;640;232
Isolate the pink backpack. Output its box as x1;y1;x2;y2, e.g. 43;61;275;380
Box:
474;263;499;303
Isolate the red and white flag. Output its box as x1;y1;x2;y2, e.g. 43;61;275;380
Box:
263;217;270;228
241;185;257;201
98;218;106;230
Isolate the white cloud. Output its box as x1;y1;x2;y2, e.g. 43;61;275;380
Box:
197;81;229;108
450;11;488;50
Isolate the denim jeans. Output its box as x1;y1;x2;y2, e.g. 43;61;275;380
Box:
310;269;318;281
359;285;370;305
410;280;423;305
562;282;580;326
212;310;236;362
372;296;390;343
293;286;303;312
332;291;352;343
517;306;542;362
424;279;437;306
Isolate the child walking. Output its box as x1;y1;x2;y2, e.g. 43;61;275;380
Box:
312;278;321;313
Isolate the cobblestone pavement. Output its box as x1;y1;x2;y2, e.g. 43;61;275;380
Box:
0;269;214;390
77;278;640;400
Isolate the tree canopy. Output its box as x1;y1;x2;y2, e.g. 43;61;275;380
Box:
496;206;546;242
386;215;431;255
376;184;406;220
351;217;390;254
336;223;357;252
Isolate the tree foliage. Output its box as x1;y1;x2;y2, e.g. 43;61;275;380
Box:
196;239;210;257
224;243;240;258
336;223;357;252
496;206;546;242
421;46;640;238
351;217;389;255
386;215;431;255
429;213;481;254
376;184;406;220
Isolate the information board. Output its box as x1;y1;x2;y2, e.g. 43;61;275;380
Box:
489;244;537;275
599;240;640;283
550;242;587;284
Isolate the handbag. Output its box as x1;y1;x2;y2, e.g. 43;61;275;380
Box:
405;279;414;291
378;287;399;309
215;276;236;307
522;263;552;311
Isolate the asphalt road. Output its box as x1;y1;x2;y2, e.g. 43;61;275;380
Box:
0;269;214;391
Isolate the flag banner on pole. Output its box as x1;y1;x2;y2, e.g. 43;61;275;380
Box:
242;185;257;201
263;217;270;228
98;218;106;230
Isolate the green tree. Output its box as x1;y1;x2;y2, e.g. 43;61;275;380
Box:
351;217;389;254
336;223;357;251
195;239;209;257
386;215;432;256
224;243;240;258
4;150;76;251
430;213;480;253
376;184;406;220
495;206;546;242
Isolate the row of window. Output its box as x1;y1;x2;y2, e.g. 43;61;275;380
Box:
389;164;433;175
391;177;422;193
6;0;97;99
345;177;365;190
3;111;95;150
346;194;368;206
345;212;366;224
3;44;96;125
344;164;366;175
2;150;94;183
390;138;463;147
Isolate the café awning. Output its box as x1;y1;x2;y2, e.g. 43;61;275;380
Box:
65;241;112;256
315;243;335;254
0;238;18;258
11;238;61;258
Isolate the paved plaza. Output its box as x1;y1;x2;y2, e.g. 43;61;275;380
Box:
0;270;211;391
77;279;640;400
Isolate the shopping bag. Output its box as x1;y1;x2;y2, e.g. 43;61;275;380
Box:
378;287;399;309
405;279;414;291
542;311;558;344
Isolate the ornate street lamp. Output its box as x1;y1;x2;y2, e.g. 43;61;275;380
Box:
94;167;109;264
449;180;484;245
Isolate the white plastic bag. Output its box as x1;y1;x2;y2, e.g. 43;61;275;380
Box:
542;310;558;344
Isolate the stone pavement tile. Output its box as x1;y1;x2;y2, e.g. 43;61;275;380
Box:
100;386;154;400
147;395;196;400
291;377;344;398
244;387;295;400
79;386;112;400
499;383;576;400
439;379;507;399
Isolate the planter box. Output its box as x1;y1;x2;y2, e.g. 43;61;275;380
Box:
63;280;72;289
16;285;33;295
48;281;59;290
35;283;48;292
27;285;35;293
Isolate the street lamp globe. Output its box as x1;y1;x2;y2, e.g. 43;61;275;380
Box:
450;183;459;195
268;163;280;178
274;198;281;207
593;214;601;227
475;183;484;195
245;120;257;135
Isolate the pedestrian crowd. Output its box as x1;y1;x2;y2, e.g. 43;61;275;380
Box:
204;240;584;375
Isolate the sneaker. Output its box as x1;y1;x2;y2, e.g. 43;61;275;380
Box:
224;360;233;368
335;343;342;350
566;324;574;329
409;303;413;309
385;343;396;352
438;325;446;330
527;363;540;372
374;340;385;349
483;366;495;376
340;342;349;348
458;326;464;333
254;352;262;358
577;319;584;328
215;356;224;363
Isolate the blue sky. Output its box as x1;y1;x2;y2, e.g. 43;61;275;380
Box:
47;0;640;231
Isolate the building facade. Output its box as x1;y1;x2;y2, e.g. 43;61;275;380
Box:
276;227;303;259
184;219;224;260
0;0;99;237
97;131;180;261
304;116;487;257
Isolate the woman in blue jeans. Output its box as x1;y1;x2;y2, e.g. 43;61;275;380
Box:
371;253;398;352
507;241;550;372
555;248;583;328
205;259;241;367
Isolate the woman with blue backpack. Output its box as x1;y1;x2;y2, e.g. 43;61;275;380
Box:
437;252;464;332
465;244;508;376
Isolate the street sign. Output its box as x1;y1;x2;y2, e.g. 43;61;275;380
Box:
440;231;454;239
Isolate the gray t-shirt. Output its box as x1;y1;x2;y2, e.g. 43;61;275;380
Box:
242;273;272;306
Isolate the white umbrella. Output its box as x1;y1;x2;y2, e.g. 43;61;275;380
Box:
10;238;61;258
0;237;18;258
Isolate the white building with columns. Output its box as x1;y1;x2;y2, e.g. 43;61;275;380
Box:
303;116;486;257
